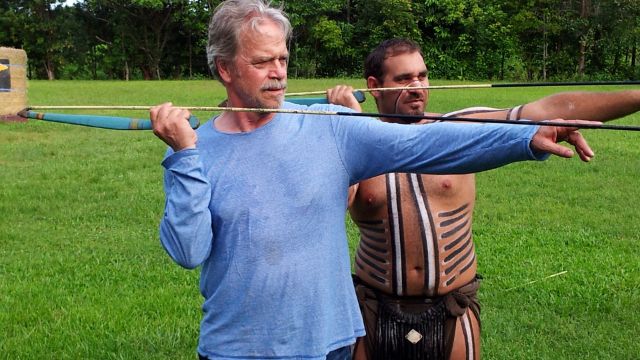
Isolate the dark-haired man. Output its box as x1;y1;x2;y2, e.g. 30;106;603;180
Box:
328;38;640;360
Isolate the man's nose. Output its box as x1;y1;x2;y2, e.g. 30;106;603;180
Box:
269;60;287;78
407;79;425;88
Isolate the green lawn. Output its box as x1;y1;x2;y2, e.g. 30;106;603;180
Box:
1;80;639;359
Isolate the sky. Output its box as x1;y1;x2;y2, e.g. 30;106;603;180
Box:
60;0;81;6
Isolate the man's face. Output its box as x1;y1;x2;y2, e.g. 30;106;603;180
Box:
369;51;429;122
221;19;289;109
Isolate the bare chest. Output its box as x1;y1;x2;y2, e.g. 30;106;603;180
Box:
353;173;475;217
351;172;477;295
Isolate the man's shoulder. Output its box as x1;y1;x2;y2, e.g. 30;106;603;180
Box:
442;107;502;117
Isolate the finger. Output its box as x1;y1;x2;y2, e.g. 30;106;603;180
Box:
553;126;580;141
555;119;603;139
543;119;576;140
537;138;575;158
155;103;176;123
180;109;193;125
576;147;592;162
168;106;188;121
327;86;360;111
563;119;603;127
574;143;591;162
150;102;172;121
333;86;346;98
326;88;334;100
572;136;587;159
568;131;594;162
183;109;193;122
168;107;194;131
326;87;342;102
339;85;354;96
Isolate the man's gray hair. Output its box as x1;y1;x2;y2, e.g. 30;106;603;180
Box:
206;0;292;80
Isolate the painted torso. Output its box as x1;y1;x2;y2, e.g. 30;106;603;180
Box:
350;107;516;298
351;172;477;297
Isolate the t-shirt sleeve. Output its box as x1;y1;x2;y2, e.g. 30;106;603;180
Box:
328;112;545;184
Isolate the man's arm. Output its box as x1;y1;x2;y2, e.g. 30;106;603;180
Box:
327;85;364;209
442;109;595;162
151;103;213;269
159;150;213;269
333;115;597;185
437;90;638;161
463;90;640;123
326;85;596;165
520;90;640;122
326;85;640;124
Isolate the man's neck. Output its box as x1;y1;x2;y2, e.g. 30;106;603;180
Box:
378;111;439;125
215;111;276;133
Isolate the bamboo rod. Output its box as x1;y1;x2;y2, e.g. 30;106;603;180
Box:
285;80;640;97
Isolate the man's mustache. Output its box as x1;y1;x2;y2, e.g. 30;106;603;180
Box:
405;91;424;101
261;81;287;91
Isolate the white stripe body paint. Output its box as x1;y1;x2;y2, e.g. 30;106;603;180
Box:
387;174;404;295
462;313;475;360
409;173;436;294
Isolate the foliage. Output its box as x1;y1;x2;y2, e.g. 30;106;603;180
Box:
0;0;637;80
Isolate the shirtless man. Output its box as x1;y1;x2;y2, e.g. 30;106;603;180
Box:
327;38;640;360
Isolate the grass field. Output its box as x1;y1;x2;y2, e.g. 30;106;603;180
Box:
1;79;639;359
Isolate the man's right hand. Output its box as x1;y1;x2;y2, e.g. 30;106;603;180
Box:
530;119;599;162
327;85;362;112
150;102;197;151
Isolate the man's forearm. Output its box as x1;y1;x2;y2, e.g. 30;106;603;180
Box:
522;90;640;122
160;149;213;269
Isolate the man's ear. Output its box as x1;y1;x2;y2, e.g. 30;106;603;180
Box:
217;58;233;84
367;76;382;100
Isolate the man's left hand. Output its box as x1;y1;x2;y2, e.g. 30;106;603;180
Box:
530;119;599;162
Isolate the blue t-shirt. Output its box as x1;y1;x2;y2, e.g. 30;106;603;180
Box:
160;102;542;359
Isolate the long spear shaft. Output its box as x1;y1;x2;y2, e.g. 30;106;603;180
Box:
284;80;640;97
19;109;200;130
21;106;640;132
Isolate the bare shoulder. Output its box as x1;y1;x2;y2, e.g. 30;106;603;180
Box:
415;112;442;124
443;106;510;119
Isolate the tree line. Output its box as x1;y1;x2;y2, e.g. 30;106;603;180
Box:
1;0;638;81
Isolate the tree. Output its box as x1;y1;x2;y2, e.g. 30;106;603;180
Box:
84;0;188;80
420;0;513;80
1;0;78;80
2;0;638;80
352;0;423;69
285;0;356;77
